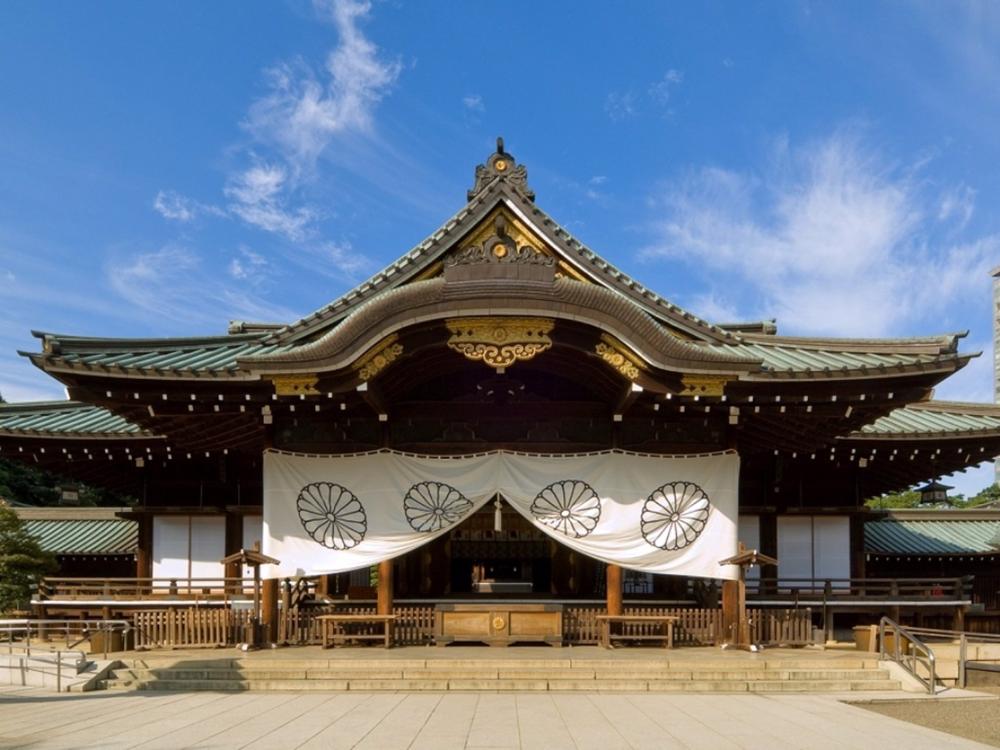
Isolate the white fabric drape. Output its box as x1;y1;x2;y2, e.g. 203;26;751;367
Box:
263;449;739;580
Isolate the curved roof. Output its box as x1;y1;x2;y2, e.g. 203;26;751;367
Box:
853;401;1000;438
0;401;153;438
866;515;1000;555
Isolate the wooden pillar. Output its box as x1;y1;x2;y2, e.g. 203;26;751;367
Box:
377;559;394;615
721;578;746;647
135;514;153;582
262;577;279;643
606;564;623;616
223;513;243;589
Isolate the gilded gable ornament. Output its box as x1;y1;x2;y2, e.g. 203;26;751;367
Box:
467;137;535;201
446;317;554;369
594;336;641;381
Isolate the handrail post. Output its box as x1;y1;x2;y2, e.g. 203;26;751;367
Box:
959;634;967;688
56;650;62;693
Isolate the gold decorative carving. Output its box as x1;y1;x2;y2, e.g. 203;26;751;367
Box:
354;334;404;381
594;336;641;380
461;207;548;259
679;375;729;397
270;373;319;396
492;615;507;631
446;317;554;368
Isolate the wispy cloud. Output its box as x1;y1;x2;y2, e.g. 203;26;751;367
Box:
243;0;401;176
462;94;485;113
649;69;683;105
107;245;299;326
642;129;1000;336
605;91;638;122
224;163;316;240
153;190;224;223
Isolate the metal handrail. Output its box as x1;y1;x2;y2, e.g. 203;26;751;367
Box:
1;644;87;693
0;619;134;660
879;616;937;694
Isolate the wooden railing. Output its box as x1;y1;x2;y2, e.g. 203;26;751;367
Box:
745;577;972;602
279;602;811;647
37;577;255;602
133;609;254;649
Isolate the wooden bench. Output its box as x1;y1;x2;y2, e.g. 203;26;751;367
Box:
596;614;679;649
317;614;396;649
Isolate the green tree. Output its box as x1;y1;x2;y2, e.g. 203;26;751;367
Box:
0;504;55;613
865;490;922;509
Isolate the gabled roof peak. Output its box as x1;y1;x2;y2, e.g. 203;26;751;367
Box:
468;137;534;202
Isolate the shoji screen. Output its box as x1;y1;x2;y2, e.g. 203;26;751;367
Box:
152;516;190;580
189;516;226;584
813;516;850;584
776;516;813;582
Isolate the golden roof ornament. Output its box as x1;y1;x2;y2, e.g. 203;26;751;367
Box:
468;136;535;202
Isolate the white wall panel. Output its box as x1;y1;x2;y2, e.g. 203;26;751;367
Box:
777;516;813;582
813;516;850;584
190;516;225;584
152;516;189;581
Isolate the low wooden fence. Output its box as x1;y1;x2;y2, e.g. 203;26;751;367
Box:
279;603;811;647
133;608;254;649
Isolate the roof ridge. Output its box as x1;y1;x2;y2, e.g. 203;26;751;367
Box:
31;331;268;352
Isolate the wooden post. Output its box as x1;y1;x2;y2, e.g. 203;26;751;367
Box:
223;514;243;591
262;577;279;643
721;579;746;647
377;559;394;616
606;564;623;616
135;515;153;591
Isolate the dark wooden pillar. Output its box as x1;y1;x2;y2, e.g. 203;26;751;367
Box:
758;513;778;593
606;564;623;615
223;513;243;586
849;512;866;579
262;577;279;643
721;579;746;646
135;514;153;580
377;559;394;615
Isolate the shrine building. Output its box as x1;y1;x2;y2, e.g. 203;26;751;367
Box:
3;141;1000;642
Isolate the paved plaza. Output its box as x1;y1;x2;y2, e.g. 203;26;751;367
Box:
0;687;994;750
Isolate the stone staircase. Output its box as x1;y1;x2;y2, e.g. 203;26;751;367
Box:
98;655;901;693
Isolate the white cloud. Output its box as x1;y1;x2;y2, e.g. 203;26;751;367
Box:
605;91;638;122
107;245;298;326
643;130;1000;336
245;0;400;174
938;183;976;230
228;247;269;283
224;164;316;240
462;94;485;113
153;190;224;223
649;69;683;105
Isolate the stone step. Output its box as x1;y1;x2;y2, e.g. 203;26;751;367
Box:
96;676;901;693
112;667;890;683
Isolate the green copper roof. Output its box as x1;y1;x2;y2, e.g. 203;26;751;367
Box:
25;333;298;379
0;401;149;437
24;519;137;554
855;402;1000;438
865;517;1000;555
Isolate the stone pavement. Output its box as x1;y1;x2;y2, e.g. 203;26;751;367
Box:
0;689;993;749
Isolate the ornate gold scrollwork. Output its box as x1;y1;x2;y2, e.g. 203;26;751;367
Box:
594;336;641;380
354;334;404;382
446;317;554;368
679;375;729;397
270;373;320;396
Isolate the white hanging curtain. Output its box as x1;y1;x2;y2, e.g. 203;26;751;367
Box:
263;449;739;581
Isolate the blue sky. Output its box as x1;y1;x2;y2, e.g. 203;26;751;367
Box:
1;1;999;495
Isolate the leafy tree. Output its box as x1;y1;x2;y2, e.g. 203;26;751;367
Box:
0;503;56;614
0;457;134;507
865;490;922;509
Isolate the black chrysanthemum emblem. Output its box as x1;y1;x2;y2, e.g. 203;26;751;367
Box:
404;481;473;532
641;481;711;551
297;482;367;550
530;479;601;538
